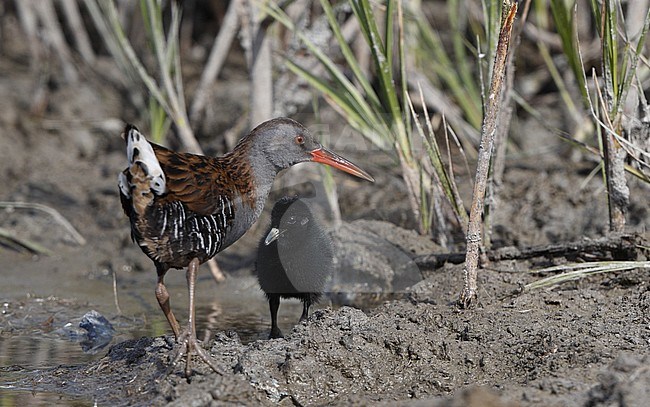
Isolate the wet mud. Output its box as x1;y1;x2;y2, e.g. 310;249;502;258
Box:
1;13;649;407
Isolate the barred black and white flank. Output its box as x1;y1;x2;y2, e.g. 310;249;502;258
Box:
117;118;372;377
118;125;236;270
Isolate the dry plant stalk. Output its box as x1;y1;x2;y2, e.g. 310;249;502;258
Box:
0;201;86;246
601;113;629;232
597;2;629;233
245;0;273;126
458;1;518;309
190;0;242;124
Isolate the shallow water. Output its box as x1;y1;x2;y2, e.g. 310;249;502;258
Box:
0;387;93;406
0;258;309;405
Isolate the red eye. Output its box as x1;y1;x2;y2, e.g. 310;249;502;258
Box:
295;135;305;145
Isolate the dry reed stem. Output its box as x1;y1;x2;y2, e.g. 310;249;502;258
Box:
190;0;243;124
36;0;78;82
60;0;95;64
485;0;531;248
458;1;518;309
247;1;273;125
0;201;86;246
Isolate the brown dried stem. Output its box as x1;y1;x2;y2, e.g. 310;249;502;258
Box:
190;0;242;124
0;201;86;246
458;1;518;309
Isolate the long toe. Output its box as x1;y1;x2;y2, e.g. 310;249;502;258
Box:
167;329;223;380
190;339;224;376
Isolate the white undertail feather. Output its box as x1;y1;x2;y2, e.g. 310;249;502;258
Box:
118;172;130;197
122;127;167;196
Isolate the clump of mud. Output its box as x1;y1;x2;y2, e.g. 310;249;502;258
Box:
5;263;649;406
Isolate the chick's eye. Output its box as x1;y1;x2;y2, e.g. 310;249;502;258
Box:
295;135;305;145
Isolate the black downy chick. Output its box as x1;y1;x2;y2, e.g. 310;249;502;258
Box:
256;196;333;339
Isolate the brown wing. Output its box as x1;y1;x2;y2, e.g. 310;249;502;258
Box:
151;144;234;216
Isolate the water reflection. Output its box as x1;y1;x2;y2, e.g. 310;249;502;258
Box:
0;270;334;406
0;387;93;406
0;334;100;406
0;284;306;404
194;298;309;344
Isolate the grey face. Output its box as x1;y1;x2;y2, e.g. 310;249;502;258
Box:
254;117;374;181
259;119;320;169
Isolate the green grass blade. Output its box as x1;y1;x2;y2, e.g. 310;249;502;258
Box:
351;0;409;159
318;0;381;110
407;88;467;226
411;10;482;130
97;0;171;115
286;60;389;149
397;0;410;140
385;0;395;75
615;8;650;117
264;1;382;132
537;40;580;121
549;0;588;103
452;0;484;106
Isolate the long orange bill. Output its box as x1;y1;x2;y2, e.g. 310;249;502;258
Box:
310;147;375;182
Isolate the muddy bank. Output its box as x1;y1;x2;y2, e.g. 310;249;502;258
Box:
4;262;649;406
1;5;650;406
